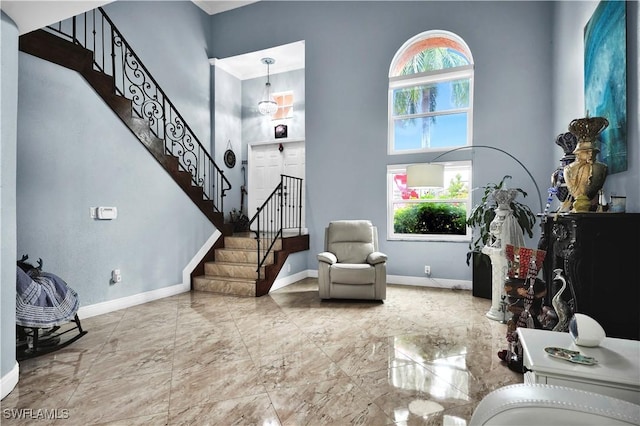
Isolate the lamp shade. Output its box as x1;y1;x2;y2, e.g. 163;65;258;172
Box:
406;164;445;188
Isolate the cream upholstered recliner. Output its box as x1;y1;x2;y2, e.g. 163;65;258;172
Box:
317;220;387;301
469;384;640;425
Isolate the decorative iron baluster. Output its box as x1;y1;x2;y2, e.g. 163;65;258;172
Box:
38;8;311;283
42;7;231;213
248;174;304;279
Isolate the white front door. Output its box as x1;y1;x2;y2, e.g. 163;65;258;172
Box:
248;141;305;230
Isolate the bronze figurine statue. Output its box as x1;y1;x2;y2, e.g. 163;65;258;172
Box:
563;116;608;212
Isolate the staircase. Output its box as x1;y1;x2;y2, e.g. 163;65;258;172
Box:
194;233;276;297
18;27;231;232
18;7;309;297
194;232;309;297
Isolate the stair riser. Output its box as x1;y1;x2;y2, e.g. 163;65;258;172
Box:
109;98;133;120
83;70;115;94
224;237;282;251
193;277;255;297
215;250;274;265
204;263;260;279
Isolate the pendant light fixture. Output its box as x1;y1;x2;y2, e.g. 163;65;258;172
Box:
258;57;278;116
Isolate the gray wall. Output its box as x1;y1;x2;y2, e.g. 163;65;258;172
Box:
242;68;307;277
213;65;306;222
17;55;214;305
16;0;214;307
552;1;639;213
214;67;243;215
210;1;556;281
242;68;306;144
1;10;18;389
103;1;212;145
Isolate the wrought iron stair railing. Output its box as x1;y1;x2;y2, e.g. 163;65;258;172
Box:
249;174;304;279
44;7;230;214
33;8;307;289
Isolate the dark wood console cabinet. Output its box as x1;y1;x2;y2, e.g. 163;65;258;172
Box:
538;213;640;340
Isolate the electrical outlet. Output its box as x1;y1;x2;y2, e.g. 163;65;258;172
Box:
424;265;431;275
111;269;122;283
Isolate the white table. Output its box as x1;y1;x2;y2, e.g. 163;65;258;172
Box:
517;327;640;404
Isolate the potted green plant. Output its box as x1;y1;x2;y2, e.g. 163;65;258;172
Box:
466;175;537;298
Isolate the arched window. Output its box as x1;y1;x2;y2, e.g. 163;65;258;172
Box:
387;31;474;242
388;30;474;154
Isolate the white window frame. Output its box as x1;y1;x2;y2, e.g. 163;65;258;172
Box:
387;30;475;155
386;31;475;241
388;67;474;155
271;90;294;121
387;162;472;242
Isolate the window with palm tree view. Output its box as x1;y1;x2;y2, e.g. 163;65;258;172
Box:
387;31;474;241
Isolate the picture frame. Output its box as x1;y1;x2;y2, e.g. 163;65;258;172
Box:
275;124;288;139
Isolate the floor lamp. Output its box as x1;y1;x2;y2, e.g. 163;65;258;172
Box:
406;145;543;214
406;145;543;321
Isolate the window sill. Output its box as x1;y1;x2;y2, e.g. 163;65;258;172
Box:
387;234;471;243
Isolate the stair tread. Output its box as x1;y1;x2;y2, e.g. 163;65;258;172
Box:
207;258;267;264
217;247;266;253
194;275;256;283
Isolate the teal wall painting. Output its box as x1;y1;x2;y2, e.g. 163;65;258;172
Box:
584;0;627;174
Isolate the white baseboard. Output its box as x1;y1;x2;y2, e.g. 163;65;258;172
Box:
271;269;313;292
182;230;220;291
388;274;472;291
77;282;189;319
78;243;470;318
1;362;19;400
78;230;220;319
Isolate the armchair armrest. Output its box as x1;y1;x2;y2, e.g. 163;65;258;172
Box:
367;251;387;265
318;252;337;264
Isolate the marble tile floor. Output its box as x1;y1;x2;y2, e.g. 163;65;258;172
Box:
1;278;522;425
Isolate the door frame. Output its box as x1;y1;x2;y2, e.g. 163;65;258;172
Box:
247;138;306;230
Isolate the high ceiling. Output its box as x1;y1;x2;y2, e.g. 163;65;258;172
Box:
0;0;256;35
194;0;304;79
213;41;305;80
0;0;303;78
191;0;259;15
1;1;116;35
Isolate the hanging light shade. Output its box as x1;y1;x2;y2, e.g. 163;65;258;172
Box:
406;163;445;188
258;57;278;116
